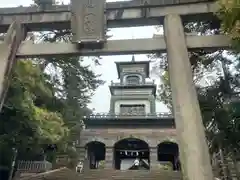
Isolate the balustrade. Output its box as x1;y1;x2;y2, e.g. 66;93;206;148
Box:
110;81;155;86
84;112;173;119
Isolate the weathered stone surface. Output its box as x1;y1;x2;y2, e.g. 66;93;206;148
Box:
79;128;177;147
80;169;182;180
71;0;106;44
0;0;214;14
16;35;230;58
19;168;182;180
0;21;25;111
78;127;177;170
0;2;218;32
105;147;114;169
164;14;214;180
150;147;159;169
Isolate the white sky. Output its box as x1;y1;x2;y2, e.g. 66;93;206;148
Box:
0;0;169;113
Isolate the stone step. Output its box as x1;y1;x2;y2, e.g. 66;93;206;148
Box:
80;170;182;180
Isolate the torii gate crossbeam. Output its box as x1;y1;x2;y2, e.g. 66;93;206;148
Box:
0;1;218;33
16;35;230;57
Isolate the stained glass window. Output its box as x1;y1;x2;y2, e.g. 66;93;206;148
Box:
120;104;145;115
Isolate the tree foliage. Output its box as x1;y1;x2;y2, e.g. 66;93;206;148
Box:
1;1;104;175
1;60;68;144
0;31;104;176
151;20;240;163
0;60;68;167
217;0;240;50
152;52;240;179
35;29;104;145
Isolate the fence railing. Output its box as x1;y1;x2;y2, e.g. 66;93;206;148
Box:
17;160;52;172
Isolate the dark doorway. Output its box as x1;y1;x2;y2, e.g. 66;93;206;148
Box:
157;142;180;171
86;141;106;169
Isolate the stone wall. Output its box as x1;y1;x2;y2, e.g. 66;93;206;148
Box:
78;128;178;169
79;128;177;147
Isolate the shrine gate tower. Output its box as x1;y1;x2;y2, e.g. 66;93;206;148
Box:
79;57;180;172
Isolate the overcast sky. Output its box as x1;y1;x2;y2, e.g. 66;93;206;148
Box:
0;0;169;113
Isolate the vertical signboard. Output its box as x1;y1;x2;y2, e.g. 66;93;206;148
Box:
71;0;106;48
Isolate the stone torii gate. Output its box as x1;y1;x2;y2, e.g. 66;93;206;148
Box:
0;0;231;180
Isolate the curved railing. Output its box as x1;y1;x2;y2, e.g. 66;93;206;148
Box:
84;112;173;119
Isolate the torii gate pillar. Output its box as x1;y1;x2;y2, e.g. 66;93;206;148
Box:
0;21;26;111
164;14;214;180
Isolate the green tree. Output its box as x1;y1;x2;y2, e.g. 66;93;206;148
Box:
151;19;240;178
0;29;104;174
217;0;240;50
0;60;69;165
35;29;104;147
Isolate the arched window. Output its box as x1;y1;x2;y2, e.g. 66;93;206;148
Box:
114;138;150;170
126;75;141;85
157;142;181;171
85;141;106;169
